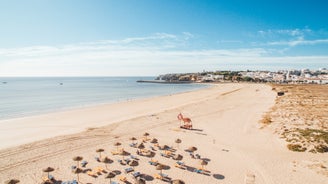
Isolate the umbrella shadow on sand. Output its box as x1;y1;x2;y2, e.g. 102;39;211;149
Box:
112;170;122;175
140;174;154;181
213;173;225;180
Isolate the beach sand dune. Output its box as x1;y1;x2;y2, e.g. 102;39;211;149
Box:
0;83;327;183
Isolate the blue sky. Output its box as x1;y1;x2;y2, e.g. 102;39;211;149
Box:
0;0;327;76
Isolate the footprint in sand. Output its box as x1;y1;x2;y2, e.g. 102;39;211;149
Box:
244;173;256;184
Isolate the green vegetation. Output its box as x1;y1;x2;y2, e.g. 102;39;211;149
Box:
287;144;307;152
299;129;328;144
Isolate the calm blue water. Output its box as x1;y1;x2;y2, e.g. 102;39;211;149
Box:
0;77;207;120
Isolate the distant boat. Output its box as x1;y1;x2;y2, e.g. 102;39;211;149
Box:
2;82;7;84
59;83;63;85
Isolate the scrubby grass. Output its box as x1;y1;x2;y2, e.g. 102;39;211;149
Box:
261;114;272;125
287;144;307;152
299;129;328;144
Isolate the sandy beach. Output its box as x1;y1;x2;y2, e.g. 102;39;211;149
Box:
0;83;327;184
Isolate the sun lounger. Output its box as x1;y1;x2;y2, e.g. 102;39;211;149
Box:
62;180;78;184
117;159;126;165
81;160;88;167
94;166;105;174
95;156;100;162
119;175;127;182
124;158;131;164
87;171;98;177
197;167;211;173
131;171;141;178
153;173;163;180
111;151;120;155
161;150;172;158
193;168;203;173
148;159;158;166
124;167;134;173
160;173;168;178
130;155;138;160
129;142;137;147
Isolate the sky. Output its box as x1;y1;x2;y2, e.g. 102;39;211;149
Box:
0;0;327;76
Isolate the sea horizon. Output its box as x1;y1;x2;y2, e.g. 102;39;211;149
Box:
0;76;208;120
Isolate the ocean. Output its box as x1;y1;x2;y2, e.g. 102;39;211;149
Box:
0;77;208;120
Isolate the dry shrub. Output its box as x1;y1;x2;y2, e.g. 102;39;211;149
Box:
287;144;307;152
261;114;272;124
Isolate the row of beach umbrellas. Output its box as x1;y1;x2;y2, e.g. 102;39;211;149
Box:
5;132;192;184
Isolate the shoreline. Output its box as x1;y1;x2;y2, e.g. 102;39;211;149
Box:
0;83;215;150
0;83;210;122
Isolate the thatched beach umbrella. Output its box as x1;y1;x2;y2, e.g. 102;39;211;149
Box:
159;144;169;150
73;168;83;182
137;143;145;151
114;142;122;151
143;132;149;140
42;167;54;179
130;137;137;144
175;138;181;149
119;150;130;160
156;164;164;175
150;138;158;144
200;159;208;169
172;179;185;184
96;148;104;159
129;160;139;169
187;146;197;153
101;156;113;169
4;179;20;184
105;172;116;183
173;154;183;161
72;156;83;168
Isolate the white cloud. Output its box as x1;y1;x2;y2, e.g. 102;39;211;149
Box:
0;32;327;76
258;28;312;37
268;37;328;47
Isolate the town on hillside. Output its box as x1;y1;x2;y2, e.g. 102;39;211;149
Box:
155;68;328;84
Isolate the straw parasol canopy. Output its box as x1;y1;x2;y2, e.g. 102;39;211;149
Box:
175;138;182;148
187;146;197;153
137;143;145;150
130;137;137;143
4;179;20;184
172;179;185;184
129;160;139;169
159;145;169;150
156;164;164;175
119;150;130;160
96;148;104;159
173;154;183;161
72;168;83;181
72;156;83;168
200;160;208;169
105;172;116;183
143;132;150;140
150;138;158;144
114;142;122;151
101;156;113;169
42;167;54;179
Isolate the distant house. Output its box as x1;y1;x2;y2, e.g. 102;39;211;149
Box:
178;75;191;81
202;74;215;82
